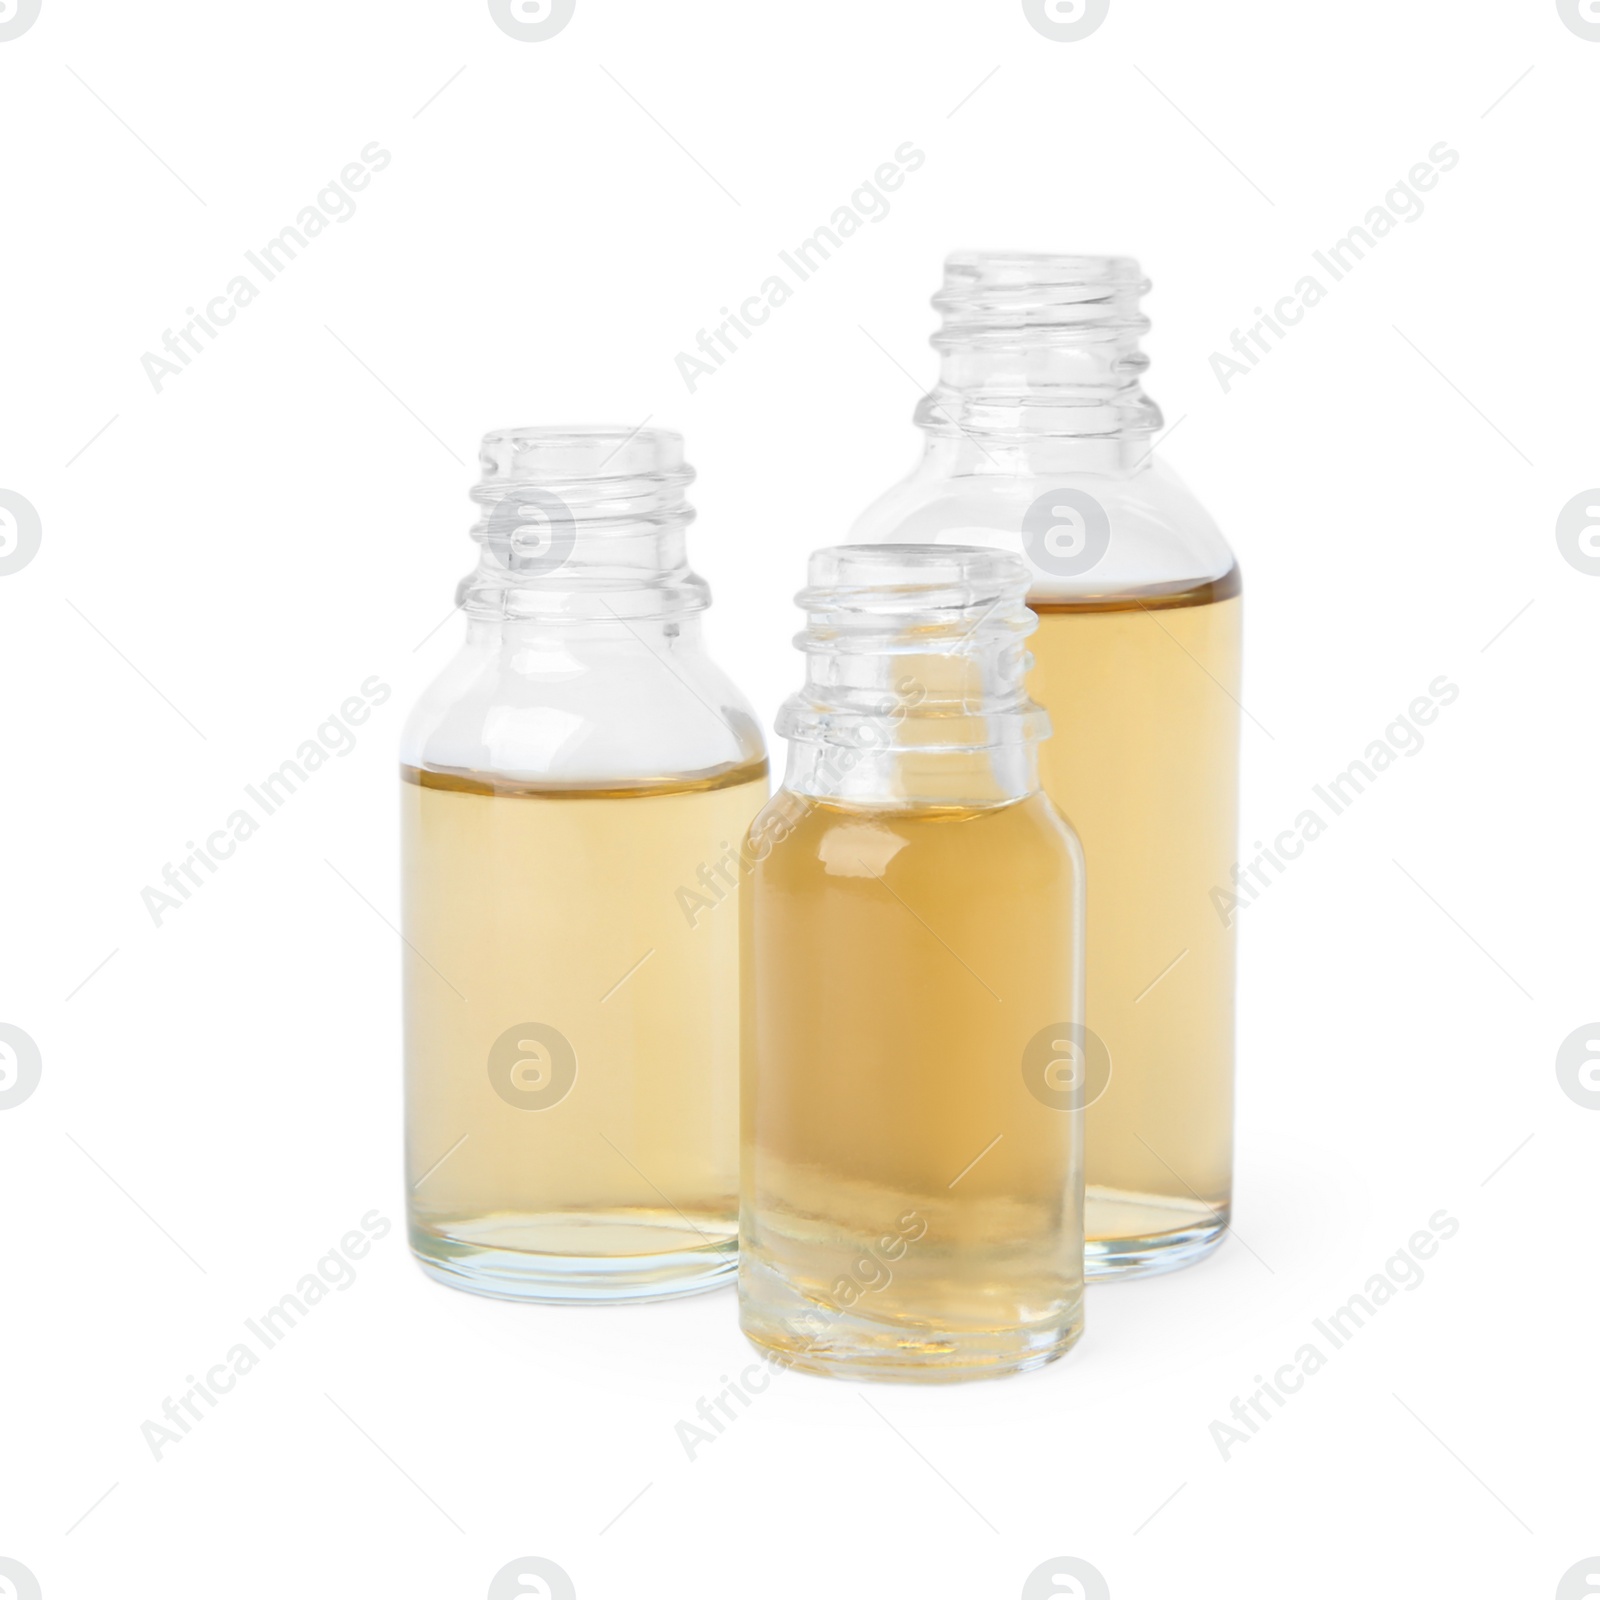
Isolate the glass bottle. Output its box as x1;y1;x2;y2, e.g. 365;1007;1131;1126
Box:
401;426;768;1302
850;253;1241;1279
739;544;1085;1381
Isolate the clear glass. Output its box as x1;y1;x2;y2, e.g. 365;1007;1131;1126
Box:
401;426;768;1302
850;253;1241;1279
739;545;1086;1382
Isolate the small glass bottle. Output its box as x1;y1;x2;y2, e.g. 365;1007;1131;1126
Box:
739;544;1085;1382
850;253;1241;1279
402;426;768;1302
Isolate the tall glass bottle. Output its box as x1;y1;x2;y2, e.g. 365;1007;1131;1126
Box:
851;254;1241;1278
740;545;1085;1381
402;426;767;1302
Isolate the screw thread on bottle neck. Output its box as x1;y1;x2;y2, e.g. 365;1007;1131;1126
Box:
461;426;709;623
918;252;1163;449
778;544;1047;803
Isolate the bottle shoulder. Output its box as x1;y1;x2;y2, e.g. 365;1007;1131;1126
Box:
401;629;765;783
849;456;1236;599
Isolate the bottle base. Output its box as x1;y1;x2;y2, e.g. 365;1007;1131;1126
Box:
409;1215;737;1304
738;1256;1083;1384
1084;1187;1230;1280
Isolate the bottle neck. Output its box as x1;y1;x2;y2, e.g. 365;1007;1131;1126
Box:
459;427;709;623
778;545;1047;808
915;252;1162;474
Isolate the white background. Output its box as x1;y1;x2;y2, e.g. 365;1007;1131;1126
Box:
2;1;1596;1596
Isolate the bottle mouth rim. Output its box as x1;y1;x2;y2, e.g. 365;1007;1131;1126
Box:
943;250;1146;284
477;424;690;486
797;542;1033;612
479;423;682;448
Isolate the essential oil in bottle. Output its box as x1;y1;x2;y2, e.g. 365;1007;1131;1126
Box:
1028;575;1239;1262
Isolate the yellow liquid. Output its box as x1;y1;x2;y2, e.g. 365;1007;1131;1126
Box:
402;759;767;1300
739;789;1084;1380
1029;570;1241;1273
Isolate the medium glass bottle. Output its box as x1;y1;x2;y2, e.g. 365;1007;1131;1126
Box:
740;544;1085;1381
402;426;767;1302
850;253;1241;1278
